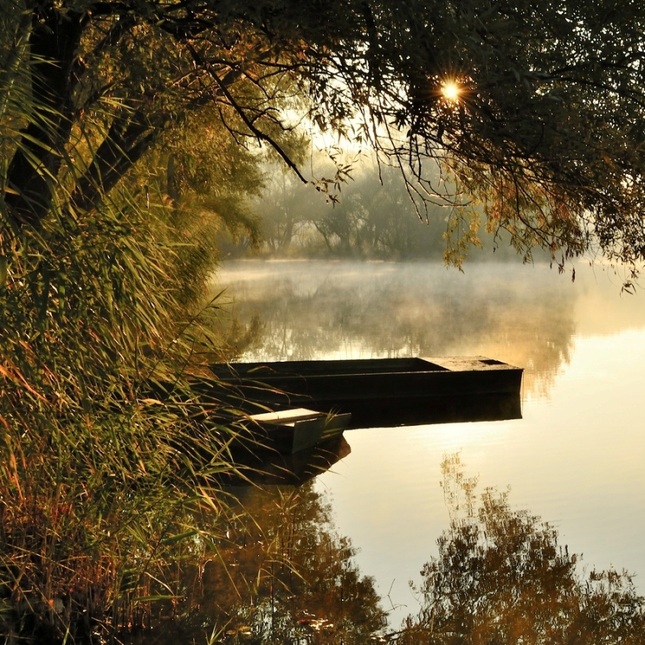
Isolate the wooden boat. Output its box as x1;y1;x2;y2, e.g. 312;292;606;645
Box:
207;356;523;429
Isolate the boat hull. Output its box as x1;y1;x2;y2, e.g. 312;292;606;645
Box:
208;356;523;428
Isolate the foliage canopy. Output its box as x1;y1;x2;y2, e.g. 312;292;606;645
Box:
1;0;644;272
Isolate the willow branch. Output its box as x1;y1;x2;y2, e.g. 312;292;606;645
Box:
187;42;309;185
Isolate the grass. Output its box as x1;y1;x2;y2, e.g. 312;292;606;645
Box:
0;190;245;643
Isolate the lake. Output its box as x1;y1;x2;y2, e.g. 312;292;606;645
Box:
206;258;645;636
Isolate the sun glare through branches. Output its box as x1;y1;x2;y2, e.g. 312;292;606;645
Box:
440;79;461;102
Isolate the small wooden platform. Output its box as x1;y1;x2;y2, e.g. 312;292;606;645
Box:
248;408;352;453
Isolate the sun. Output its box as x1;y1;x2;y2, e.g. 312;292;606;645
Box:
440;80;461;102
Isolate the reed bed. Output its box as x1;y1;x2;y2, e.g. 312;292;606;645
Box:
0;190;246;643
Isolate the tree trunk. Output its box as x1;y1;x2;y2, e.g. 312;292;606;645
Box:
69;111;157;213
5;2;83;229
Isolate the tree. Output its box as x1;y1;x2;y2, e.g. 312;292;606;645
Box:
2;0;644;273
254;163;325;256
137;104;270;304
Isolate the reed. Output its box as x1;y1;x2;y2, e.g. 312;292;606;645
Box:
0;156;241;645
0;14;260;641
0;218;244;643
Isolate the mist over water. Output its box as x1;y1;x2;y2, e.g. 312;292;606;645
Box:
211;259;645;630
212;259;638;395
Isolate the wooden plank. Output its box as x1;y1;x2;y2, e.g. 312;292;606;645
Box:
249;408;327;424
248;408;352;453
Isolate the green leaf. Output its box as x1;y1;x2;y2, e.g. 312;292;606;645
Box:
0;256;7;288
160;529;199;545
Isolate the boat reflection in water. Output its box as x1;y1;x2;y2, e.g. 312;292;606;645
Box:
227;433;352;486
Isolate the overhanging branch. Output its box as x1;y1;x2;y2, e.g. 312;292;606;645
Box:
187;42;309;185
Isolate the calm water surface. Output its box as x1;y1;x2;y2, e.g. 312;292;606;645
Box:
212;259;645;628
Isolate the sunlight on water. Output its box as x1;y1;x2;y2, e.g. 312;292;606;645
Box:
314;326;645;626
213;259;645;629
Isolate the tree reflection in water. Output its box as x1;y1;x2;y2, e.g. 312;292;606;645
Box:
124;451;645;644
125;480;387;644
393;454;645;644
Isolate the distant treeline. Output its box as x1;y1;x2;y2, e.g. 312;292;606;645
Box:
218;159;550;263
